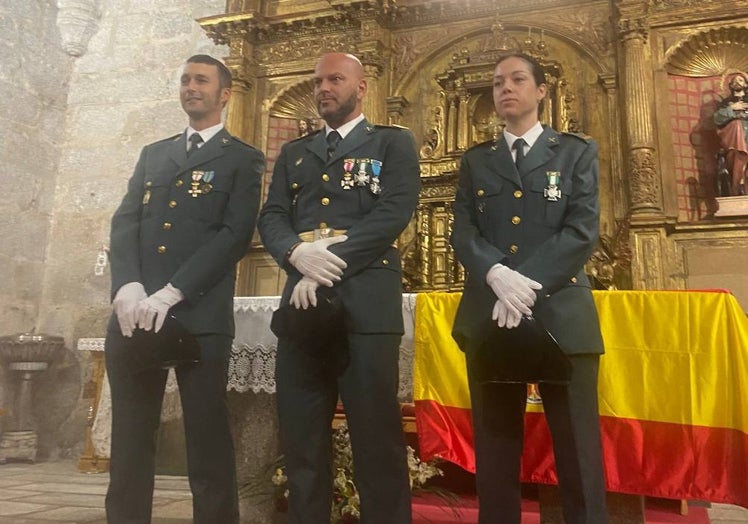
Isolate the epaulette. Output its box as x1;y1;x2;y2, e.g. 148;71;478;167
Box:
289;129;323;143
562;131;593;142
366;123;410;132
156;133;182;145
228;134;260;150
465;138;496;153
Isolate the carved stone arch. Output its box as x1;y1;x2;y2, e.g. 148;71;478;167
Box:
665;26;748;78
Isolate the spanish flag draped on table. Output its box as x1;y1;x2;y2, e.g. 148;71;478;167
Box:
413;290;748;507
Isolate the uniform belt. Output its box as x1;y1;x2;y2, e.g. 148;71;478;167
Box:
297;228;398;248
298;228;348;242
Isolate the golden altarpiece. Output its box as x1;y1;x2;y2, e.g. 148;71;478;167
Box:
198;0;748;303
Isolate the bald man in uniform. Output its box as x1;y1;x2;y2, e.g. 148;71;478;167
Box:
258;52;420;524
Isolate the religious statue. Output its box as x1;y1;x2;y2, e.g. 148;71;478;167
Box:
713;72;748;196
297;118;317;137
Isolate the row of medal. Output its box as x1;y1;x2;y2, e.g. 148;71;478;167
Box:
188;170;215;198
341;158;382;194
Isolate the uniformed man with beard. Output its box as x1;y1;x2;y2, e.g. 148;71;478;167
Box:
258;52;420;524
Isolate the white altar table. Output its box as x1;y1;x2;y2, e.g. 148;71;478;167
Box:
76;294;417;458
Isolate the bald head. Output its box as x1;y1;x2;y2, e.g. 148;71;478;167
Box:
313;52;367;128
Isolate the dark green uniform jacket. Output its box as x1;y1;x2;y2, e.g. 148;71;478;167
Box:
451;126;604;355
108;128;265;337
258;119;421;334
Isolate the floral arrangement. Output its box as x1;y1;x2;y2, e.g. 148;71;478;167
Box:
271;423;447;523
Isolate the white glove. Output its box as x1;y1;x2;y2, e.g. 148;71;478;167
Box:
112;282;147;337
492;300;523;329
290;276;320;310
486;263;542;321
289;236;348;286
135;283;184;333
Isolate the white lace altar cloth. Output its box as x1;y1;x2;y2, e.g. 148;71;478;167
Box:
78;294;417;457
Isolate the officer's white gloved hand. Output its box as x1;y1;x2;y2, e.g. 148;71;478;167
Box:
290;276;320;310
289;235;348;286
112;282;148;337
486;263;542;324
492;300;524;329
135;283;184;333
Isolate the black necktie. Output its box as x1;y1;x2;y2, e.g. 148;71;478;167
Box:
187;133;203;157
513;138;526;169
326;130;341;159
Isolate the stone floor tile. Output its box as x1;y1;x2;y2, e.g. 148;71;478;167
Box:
11;492;106;507
0;500;49;516
0;489;40;500
11;483;108;495
152;498;194;518
13;506;107;521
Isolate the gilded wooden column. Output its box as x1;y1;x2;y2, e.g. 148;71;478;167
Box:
361;62;386;125
386;96;409;126
457;89;470;151
224;40;255;142
617;2;663;217
446;92;458;153
599;73;627;220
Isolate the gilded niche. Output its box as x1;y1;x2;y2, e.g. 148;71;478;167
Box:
399;22;591;291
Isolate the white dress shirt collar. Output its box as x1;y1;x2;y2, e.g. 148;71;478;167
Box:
325;113;365;140
504;121;544;153
186;122;224;150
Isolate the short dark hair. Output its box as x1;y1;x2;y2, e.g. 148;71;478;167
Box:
495;52;547;116
186;54;232;90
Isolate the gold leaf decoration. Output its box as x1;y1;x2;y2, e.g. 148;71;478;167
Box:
666;26;748;77
269;79;318;120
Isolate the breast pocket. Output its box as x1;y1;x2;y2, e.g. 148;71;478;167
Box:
198;173;234;222
186;172;233;224
140;180;170;220
473;179;506;232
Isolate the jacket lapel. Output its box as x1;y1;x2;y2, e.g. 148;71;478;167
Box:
331;120;371;163
307;131;328;163
521;126;560;175
176;128;232;175
167;133;188;169
486;135;522;187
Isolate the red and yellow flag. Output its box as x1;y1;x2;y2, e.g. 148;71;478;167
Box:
413;290;748;507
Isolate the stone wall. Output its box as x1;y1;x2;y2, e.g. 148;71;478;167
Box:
0;0;226;459
0;1;71;341
0;0;73;444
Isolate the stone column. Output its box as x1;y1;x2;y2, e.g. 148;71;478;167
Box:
616;1;663;218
